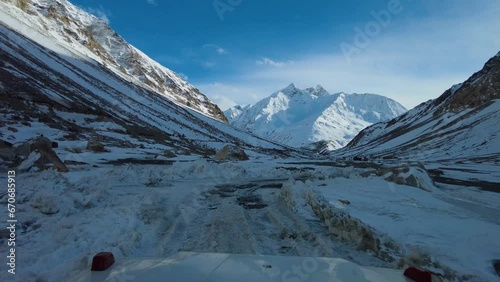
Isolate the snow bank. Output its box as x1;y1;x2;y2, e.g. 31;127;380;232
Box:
312;177;500;281
360;164;436;192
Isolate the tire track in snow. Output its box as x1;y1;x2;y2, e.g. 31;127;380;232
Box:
163;180;336;258
152;178;394;270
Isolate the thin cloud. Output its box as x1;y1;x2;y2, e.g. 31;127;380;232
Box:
197;82;275;109
203;44;228;55
178;73;189;81
146;0;158;6
212;95;238;111
84;6;110;24
154;55;183;65
256;58;294;68
201;61;217;69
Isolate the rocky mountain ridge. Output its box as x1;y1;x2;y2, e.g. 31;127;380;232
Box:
0;0;227;122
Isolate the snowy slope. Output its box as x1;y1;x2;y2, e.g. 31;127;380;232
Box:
225;84;406;150
341;51;500;162
336;52;500;191
0;0;227;122
0;2;294;166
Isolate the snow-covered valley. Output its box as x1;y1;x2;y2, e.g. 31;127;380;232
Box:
1;159;499;281
0;0;499;281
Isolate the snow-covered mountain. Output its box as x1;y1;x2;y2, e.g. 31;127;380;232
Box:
0;0;227;122
340;51;500;163
225;84;407;150
224;104;250;122
0;0;293;166
2;2;500;282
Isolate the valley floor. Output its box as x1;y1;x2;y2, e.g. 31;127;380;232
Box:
0;158;499;281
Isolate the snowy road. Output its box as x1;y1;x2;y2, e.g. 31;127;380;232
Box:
135;177;391;269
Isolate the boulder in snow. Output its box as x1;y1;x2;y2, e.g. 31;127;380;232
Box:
17;136;69;172
0;148;16;161
162;150;177;158
18;151;42;172
361;164;435;191
0;139;12;149
86;140;105;152
14;141;31;157
0;140;16;162
31;135;52;152
214;145;249;161
338;199;351;205
493;260;500;277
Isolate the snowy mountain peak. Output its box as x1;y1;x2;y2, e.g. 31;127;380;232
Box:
279;83;301;96
224;105;246;123
225;85;407;150
304;85;330;97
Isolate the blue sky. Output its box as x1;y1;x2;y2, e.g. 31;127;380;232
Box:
73;0;500;110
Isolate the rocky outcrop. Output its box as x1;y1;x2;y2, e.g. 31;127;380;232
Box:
86;140;106;153
214;145;249;161
0;139;15;161
162;150;177;158
434;51;500;115
4;0;227;123
0;148;15;161
17;136;69;172
0;139;12;149
493;260;500;277
342;51;500;162
360;165;435;191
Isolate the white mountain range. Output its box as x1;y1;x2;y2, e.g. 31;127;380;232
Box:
225;84;407;150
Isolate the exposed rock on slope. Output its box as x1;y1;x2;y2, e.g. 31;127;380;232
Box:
0;0;227;122
0;0;294;168
214;145;249;161
14;136;69;172
342;51;500;162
